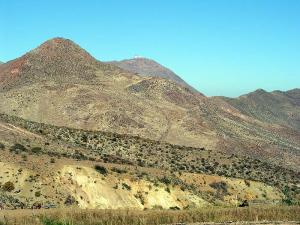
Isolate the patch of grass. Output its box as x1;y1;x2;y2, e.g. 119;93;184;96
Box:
42;218;72;225
0;206;299;225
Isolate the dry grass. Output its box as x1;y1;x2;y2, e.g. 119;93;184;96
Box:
0;206;299;225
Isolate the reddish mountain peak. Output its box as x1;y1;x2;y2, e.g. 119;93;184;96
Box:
36;37;79;50
30;37;95;62
0;38;100;88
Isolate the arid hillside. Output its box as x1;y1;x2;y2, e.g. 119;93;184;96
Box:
0;38;299;172
109;57;197;92
1;114;298;210
217;89;300;132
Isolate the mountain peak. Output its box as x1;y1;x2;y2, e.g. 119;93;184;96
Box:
0;38;101;88
37;37;75;51
30;37;95;61
254;88;267;94
41;37;73;45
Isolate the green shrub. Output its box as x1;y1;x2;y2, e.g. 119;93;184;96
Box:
10;143;27;153
209;181;229;199
31;147;42;154
94;165;108;176
134;191;145;205
122;183;131;191
159;176;171;185
64;195;77;206
165;187;171;193
0;142;5;150
111;167;127;174
2;181;15;192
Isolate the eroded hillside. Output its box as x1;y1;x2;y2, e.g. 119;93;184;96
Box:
0;114;299;209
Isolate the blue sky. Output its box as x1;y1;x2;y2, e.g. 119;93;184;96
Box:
0;0;299;97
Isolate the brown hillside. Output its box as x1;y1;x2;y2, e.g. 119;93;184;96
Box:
109;57;198;92
0;38;299;171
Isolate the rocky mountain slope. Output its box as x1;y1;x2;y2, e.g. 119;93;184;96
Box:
0;37;299;172
109;58;197;92
217;89;300;132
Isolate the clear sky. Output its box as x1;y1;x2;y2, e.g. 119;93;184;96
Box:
1;0;299;97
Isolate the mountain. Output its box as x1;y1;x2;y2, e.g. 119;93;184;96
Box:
109;57;197;92
0;38;128;89
0;38;211;147
217;88;300;132
0;37;299;209
0;38;299;172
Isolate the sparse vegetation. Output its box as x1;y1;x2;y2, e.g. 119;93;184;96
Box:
0;113;299;210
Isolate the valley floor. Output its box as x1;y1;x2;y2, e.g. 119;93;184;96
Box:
0;206;299;225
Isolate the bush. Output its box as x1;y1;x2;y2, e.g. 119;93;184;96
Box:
31;147;42;154
94;165;108;176
0;142;5;150
165;187;171;193
209;181;229;199
10;143;27;153
35;191;41;197
2;181;15;192
159;176;171;185
244;180;251;187
134;191;145;205
122;183;131;191
111;167;127;174
64;195;77;206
